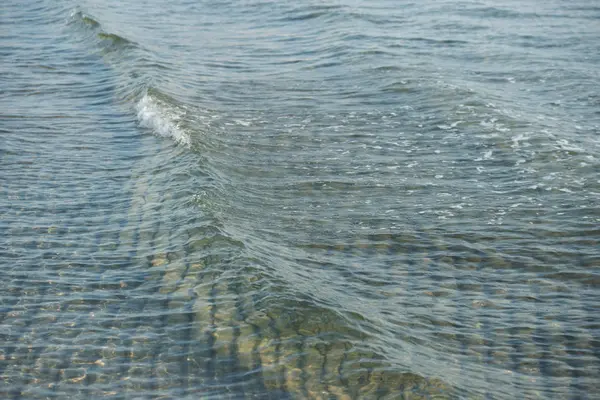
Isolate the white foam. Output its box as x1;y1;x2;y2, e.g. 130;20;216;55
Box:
136;93;191;146
475;150;493;162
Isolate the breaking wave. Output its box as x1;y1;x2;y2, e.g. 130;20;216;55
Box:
136;91;191;146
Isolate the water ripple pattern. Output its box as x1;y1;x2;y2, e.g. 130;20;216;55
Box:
1;0;599;399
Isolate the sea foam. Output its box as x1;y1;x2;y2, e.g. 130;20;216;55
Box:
136;93;191;146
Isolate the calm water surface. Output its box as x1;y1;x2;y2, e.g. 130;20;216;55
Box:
1;0;599;399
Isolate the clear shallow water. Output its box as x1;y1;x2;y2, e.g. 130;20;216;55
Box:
1;0;599;399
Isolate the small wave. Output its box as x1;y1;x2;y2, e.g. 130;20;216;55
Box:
70;10;96;25
136;92;191;146
70;10;138;51
97;32;135;48
80;14;99;28
69;10;191;147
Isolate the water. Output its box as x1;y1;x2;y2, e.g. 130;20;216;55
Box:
1;0;599;398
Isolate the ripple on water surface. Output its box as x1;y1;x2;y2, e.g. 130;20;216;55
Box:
1;0;599;399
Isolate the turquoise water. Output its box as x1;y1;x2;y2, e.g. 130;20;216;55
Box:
1;0;599;399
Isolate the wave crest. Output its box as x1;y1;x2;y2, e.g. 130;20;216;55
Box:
136;92;191;146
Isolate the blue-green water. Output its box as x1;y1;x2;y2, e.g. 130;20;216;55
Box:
1;0;599;399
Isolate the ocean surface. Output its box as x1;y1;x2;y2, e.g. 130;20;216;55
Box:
1;0;599;399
